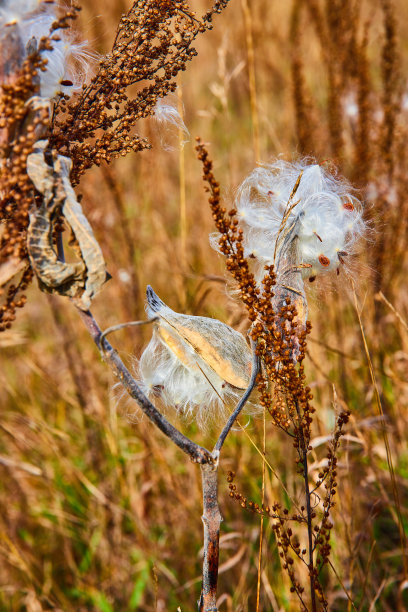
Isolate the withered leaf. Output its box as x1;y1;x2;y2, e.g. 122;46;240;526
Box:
26;140;107;309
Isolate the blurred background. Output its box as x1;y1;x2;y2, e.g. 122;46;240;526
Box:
1;0;408;609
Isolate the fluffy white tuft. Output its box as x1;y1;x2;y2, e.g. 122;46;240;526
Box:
0;0;45;27
227;160;366;283
1;1;93;101
137;331;242;426
153;95;189;150
135;288;257;429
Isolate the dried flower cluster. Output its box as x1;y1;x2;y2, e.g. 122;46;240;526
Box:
0;0;230;332
50;0;230;184
197;140;354;609
0;1;80;330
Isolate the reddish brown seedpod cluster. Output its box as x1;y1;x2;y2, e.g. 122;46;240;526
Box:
51;0;230;185
0;1;230;332
196;138;313;441
198;140;353;610
0;44;47;331
0;5;80;332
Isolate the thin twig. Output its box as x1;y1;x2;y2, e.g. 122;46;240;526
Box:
352;283;408;576
375;290;408;332
295;399;317;612
256;396;267;611
214;342;259;452
327;558;358;611
99;317;158;346
241;0;260;161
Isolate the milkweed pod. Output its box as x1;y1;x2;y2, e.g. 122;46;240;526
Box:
146;286;252;389
137;287;258;426
214;159;367;286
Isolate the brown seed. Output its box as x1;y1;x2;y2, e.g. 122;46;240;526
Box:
318;254;330;267
343;201;354;211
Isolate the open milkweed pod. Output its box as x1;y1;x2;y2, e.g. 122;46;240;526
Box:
215;160;366;286
272;223;308;362
137;286;256;426
273;213;307;321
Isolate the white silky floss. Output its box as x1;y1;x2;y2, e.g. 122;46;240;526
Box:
0;0;44;26
137;286;254;427
152;96;189;150
232;160;366;282
0;0;91;100
153;97;187;133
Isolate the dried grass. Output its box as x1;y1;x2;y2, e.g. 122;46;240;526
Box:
1;0;408;609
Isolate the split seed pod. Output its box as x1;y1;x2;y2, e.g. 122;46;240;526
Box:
211;160;366;286
138;286;254;426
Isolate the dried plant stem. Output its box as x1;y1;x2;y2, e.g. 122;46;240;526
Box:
77;307;213;464
178;78;187;272
101;165;141;314
295;399;317;612
256;407;266;612
303;449;317;612
241;0;260;161
199;460;222;612
375;290;408;332
100;318;158;342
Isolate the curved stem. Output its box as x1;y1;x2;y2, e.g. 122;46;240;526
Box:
214;341;259;453
99;317;158;344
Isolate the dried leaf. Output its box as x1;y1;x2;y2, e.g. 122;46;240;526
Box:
27;143;85;293
26;140;107;309
56;155;107;309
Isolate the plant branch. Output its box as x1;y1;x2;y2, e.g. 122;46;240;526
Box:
77;307;257;612
76;307;214;465
295;399;317;612
198;456;222;612
99;317;158;343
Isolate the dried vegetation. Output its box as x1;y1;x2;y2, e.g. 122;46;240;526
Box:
0;0;408;610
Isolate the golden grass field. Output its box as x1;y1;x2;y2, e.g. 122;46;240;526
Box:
1;0;408;610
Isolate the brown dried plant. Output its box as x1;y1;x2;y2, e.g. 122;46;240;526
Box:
2;0;407;609
290;0;408;301
50;0;230;184
288;0;408;588
0;3;81;331
197;139;352;610
0;6;80;331
0;3;255;611
0;0;229;332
